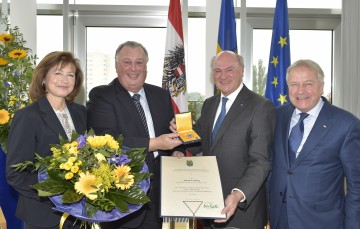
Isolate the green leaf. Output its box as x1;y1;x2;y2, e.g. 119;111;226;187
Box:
62;189;83;203
133;172;152;185
92;197;116;212
107;186;149;207
107;191;130;212
47;169;65;181
37;190;55;197
10;161;34;172
117;135;124;149
86;201;101;218
122;186;150;205
32;179;72;195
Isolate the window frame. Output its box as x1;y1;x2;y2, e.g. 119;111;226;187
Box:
36;4;341;103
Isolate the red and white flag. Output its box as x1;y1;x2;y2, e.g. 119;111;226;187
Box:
162;0;188;114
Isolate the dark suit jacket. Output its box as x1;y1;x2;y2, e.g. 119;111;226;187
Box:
268;97;360;229
6;96;86;228
189;85;275;229
86;78;175;228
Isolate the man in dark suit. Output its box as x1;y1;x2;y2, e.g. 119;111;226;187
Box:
268;59;360;229
87;41;182;229
172;51;275;229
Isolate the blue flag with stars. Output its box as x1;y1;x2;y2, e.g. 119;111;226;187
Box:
265;0;291;106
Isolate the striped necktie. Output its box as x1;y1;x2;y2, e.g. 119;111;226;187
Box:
132;94;149;137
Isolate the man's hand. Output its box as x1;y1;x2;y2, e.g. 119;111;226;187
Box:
214;191;244;223
149;133;181;151
172;151;185;158
169;118;177;133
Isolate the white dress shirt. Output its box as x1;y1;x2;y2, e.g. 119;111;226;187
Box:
129;88;158;157
289;98;324;157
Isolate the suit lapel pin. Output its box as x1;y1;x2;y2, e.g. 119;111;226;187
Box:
323;125;327;128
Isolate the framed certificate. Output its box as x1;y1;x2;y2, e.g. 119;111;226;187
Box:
160;156;226;219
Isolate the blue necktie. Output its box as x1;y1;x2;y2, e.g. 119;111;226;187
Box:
211;97;228;143
288;113;309;166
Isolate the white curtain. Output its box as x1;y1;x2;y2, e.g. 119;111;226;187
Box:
338;0;360;118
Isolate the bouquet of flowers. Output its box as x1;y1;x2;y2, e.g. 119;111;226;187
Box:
0;16;36;152
12;130;151;225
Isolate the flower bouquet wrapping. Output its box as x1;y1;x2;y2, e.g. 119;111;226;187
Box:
0;16;36;152
12;130;151;225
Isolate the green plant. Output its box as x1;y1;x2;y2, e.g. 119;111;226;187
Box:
252;59;267;96
188;93;204;122
0;16;36;152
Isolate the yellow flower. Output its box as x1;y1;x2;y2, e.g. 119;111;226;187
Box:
0;109;10;124
51;147;62;156
87;135;107;148
74;171;99;200
9;49;27;59
63;161;73;170
113;165;134;190
104;134;120;150
68;157;77;163
0;33;12;44
75;161;82;166
95;153;106;162
70;141;79;148
0;57;8;66
71;165;79;174
68;146;79;155
65;172;74;180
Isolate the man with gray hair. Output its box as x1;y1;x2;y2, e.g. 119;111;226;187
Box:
87;41;182;229
268;59;360;229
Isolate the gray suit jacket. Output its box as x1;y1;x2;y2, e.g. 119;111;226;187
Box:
190;85;275;228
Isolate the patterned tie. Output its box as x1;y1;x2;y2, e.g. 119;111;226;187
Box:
132;94;149;137
288;113;309;166
211;97;228;143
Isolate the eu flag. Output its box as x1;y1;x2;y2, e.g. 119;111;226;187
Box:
265;0;291;107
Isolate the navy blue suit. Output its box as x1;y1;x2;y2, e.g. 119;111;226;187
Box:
6;97;86;228
268;97;360;229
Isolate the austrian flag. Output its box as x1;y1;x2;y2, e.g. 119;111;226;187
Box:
162;0;188;114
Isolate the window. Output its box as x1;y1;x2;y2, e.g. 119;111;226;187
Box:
252;29;332;100
36;15;63;62
86;27;166;96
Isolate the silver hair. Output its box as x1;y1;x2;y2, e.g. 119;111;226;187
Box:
286;59;325;83
210;51;244;69
115;41;149;63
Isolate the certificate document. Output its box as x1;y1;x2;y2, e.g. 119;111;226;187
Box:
160;156;226;219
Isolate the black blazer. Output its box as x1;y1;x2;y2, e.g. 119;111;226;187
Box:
6;96;86;228
87;78;175;228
